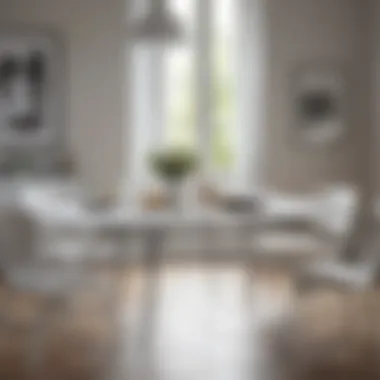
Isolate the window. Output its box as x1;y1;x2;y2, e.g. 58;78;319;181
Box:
128;0;265;192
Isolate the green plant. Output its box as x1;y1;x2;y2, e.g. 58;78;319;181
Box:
149;148;199;182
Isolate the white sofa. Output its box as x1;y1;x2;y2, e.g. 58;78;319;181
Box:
294;190;380;294
252;185;361;267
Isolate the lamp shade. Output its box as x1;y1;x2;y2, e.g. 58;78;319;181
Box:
129;0;184;45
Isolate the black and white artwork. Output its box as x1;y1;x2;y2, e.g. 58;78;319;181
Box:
0;30;64;153
293;64;347;146
0;50;47;132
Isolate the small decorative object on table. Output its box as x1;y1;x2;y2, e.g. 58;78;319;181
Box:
198;182;223;207
140;188;169;211
220;189;258;214
149;147;199;211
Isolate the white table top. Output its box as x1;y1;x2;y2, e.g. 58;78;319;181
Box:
16;181;323;231
18;188;261;230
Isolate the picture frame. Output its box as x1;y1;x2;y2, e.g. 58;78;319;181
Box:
292;62;349;148
0;27;66;173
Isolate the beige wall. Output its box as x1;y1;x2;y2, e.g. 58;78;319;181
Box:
264;0;374;194
0;0;127;199
374;0;380;195
0;0;375;197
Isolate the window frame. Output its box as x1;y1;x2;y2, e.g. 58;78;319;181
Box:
127;0;265;192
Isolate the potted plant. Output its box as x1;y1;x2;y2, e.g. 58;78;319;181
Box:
149;147;199;210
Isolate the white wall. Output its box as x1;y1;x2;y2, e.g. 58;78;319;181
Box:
0;0;375;198
0;0;128;199
374;0;380;196
264;0;374;194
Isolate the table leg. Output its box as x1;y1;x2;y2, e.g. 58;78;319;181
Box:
239;221;256;305
240;221;254;262
200;224;219;264
140;229;165;332
132;228;165;379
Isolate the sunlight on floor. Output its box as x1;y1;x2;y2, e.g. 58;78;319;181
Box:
122;265;294;380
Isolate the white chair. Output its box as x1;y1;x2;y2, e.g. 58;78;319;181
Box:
0;203;122;377
293;187;380;294
262;191;320;230
252;185;361;267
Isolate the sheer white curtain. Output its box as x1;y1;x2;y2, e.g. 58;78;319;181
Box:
235;0;267;194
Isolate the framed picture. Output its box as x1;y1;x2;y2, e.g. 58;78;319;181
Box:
0;28;66;172
292;62;348;147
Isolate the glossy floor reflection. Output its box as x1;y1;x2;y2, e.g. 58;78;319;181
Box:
123;265;293;380
0;264;294;380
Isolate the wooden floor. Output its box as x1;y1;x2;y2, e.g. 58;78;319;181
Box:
0;264;295;380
